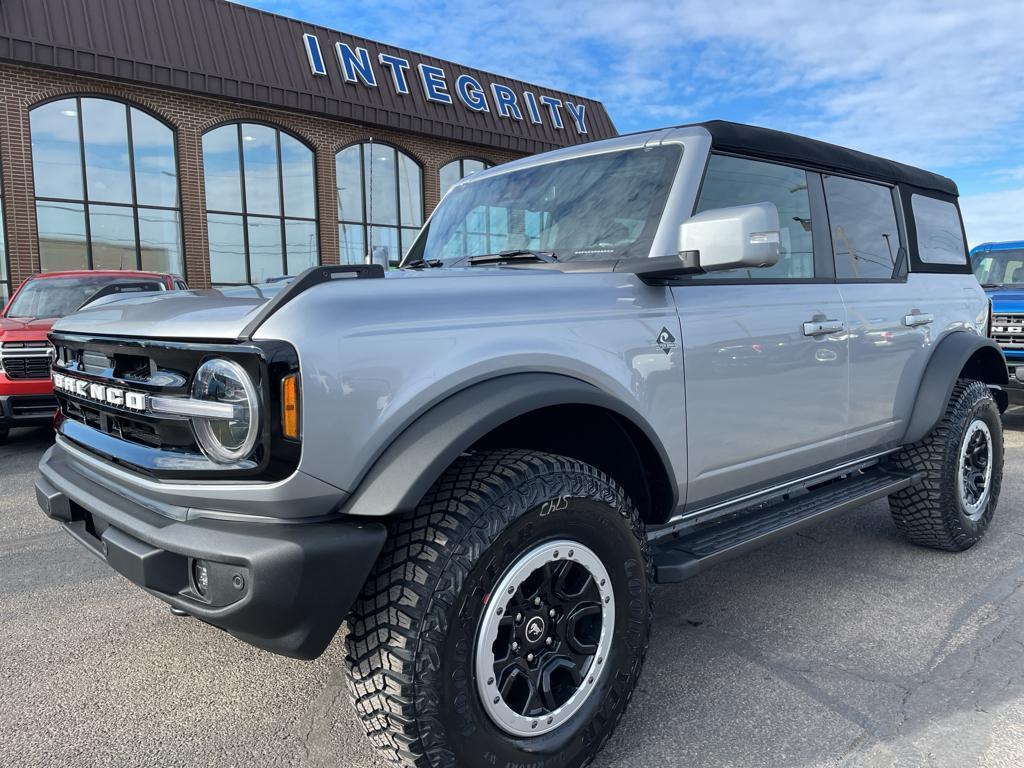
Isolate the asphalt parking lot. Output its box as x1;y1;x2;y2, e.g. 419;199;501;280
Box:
3;412;1024;768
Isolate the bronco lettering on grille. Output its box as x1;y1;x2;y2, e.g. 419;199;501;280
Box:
52;372;148;412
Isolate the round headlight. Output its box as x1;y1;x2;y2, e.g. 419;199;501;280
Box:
191;358;260;464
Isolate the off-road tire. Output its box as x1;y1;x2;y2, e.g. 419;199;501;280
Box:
345;449;653;768
888;379;1003;551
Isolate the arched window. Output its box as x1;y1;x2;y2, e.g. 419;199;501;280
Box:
29;97;182;275
336;142;423;268
203;123;318;286
439;157;492;197
0;172;9;305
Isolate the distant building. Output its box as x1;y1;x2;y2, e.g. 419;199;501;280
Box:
0;0;615;299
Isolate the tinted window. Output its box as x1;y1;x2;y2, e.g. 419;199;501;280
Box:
336;143;424;267
694;155;815;279
912;194;966;265
824;176;900;279
973;249;1024;287
202;123;319;285
29;97;182;275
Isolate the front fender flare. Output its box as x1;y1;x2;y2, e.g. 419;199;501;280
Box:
339;373;676;517
903;332;1008;445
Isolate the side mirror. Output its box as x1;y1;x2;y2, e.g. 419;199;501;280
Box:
616;201;781;281
680;202;781;273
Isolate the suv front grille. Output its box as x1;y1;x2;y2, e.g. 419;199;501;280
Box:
0;341;53;380
991;314;1024;350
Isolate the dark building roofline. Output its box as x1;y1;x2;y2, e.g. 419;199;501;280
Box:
0;0;616;154
695;120;958;196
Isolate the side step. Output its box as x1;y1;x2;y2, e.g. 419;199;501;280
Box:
652;468;919;583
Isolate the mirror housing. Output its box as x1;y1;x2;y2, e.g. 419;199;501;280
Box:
615;201;781;281
680;201;781;274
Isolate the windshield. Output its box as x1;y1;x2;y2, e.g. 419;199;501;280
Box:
973;249;1024;287
405;145;682;266
5;275;164;319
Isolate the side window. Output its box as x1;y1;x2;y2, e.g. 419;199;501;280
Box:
911;194;967;265
823;175;900;279
694;155;815;279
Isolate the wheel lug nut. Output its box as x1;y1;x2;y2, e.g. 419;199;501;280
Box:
512;641;519;652
545;637;553;646
527;653;534;662
508;586;514;595
496;608;503;615
534;597;541;607
487;677;494;685
493;696;500;704
515;612;523;623
548;608;556;618
604;596;610;603
553;550;559;558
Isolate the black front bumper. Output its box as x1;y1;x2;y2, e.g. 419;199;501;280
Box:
1;394;57;428
36;446;386;659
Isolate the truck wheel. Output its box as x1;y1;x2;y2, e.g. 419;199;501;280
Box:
888;379;1003;551
346;449;653;768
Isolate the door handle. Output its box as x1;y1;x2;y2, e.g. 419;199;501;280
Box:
903;311;934;328
802;317;845;337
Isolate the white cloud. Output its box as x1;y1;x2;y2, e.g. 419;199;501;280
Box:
296;0;1024;176
959;187;1024;248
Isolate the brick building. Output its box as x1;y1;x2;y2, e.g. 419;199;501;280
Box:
0;0;615;301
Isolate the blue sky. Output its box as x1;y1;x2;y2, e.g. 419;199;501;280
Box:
237;0;1024;246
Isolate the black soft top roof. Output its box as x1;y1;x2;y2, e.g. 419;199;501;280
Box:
693;120;958;197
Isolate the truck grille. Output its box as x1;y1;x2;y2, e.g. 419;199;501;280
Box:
991;314;1024;350
0;342;53;380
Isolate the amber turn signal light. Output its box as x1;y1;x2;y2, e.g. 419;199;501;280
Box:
281;373;300;440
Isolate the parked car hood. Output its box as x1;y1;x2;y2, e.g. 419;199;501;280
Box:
0;314;58;342
985;288;1024;313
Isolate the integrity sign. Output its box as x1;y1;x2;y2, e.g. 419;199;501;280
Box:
302;33;589;136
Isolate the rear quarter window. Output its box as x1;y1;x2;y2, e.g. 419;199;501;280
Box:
911;194;967;265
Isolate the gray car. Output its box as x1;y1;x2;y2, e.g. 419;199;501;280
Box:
36;121;1009;768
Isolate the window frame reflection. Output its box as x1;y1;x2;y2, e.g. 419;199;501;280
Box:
336;141;424;269
29;96;184;276
202;121;319;286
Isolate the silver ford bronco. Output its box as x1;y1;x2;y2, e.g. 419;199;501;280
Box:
36;121;1009;768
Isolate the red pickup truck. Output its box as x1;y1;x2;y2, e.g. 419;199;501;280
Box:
0;270;186;442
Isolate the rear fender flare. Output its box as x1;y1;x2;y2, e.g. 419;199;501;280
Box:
903;332;1008;445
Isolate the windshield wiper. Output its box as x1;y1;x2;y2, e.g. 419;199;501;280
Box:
467;249;557;266
401;258;444;270
981;283;1003;289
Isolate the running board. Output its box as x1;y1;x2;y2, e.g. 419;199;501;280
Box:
652;468;920;584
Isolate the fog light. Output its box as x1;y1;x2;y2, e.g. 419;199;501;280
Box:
193;559;210;596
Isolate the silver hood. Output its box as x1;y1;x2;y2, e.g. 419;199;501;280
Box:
51;286;282;340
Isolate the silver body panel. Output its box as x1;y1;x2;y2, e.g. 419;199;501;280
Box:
48;124;990;521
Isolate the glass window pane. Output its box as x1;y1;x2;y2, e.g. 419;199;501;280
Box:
203;125;243;213
285;219;318;274
37;201;88;271
131;108;177;208
912;194;966;265
401;227;420;256
81;99;132;204
89;204;138;269
365;145;397;225
138;208;183;274
440;161;460;197
339;222;365;265
463;159;487;176
281;134;315;219
398;152;423;227
31;99;83;200
336;145;364;222
824;176;900;279
207;213;247;284
242;124;280;216
247;217;284;283
694;155;815;280
368;226;400;268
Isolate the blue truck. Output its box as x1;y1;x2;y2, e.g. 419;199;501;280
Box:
972;240;1024;405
